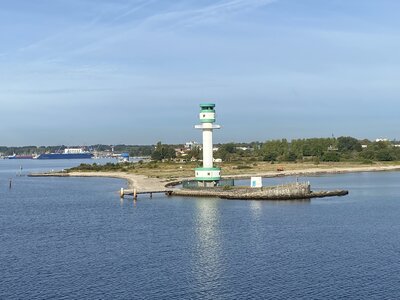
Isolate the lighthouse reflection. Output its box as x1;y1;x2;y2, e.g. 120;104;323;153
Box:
193;198;224;286
249;200;263;220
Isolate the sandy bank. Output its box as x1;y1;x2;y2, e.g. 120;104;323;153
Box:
66;172;170;191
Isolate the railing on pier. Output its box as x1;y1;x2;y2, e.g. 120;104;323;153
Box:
182;179;235;189
120;188;173;199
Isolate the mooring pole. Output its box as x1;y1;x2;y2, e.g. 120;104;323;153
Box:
120;188;124;198
9;179;12;189
133;188;137;200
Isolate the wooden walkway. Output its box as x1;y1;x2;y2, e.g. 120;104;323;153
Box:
120;188;173;199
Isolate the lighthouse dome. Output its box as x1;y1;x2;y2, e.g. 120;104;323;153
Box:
199;103;216;123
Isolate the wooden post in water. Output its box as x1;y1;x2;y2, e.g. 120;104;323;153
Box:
133;188;137;200
150;192;152;199
120;188;124;198
9;179;12;189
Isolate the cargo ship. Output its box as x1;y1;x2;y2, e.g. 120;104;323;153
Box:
7;154;34;159
36;148;93;160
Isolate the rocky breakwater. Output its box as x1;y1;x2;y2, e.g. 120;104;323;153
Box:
172;182;348;200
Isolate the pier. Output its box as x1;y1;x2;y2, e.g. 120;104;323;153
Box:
119;183;348;201
120;188;173;199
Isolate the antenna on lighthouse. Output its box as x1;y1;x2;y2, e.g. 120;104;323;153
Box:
194;103;221;187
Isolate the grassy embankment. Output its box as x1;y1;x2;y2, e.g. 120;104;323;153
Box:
67;160;400;181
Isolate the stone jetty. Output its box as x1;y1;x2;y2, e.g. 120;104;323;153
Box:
170;183;348;200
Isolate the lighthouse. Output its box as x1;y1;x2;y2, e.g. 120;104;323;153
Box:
194;103;221;186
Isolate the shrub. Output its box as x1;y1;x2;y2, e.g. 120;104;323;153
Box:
322;152;340;162
361;159;374;164
235;165;252;169
376;149;395;161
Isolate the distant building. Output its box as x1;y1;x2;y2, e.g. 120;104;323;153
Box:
174;147;187;157
376;138;389;142
236;147;249;151
185;141;199;150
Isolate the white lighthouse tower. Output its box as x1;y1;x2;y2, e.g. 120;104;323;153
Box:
195;103;221;186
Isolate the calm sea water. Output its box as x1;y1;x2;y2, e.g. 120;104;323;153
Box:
1;160;400;299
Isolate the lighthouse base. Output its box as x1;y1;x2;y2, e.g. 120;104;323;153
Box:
197;181;219;188
195;167;221;182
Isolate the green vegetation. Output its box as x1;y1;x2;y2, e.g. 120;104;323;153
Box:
68;162;135;172
0;145;65;156
113;145;153;157
186;146;201;160
247;137;400;163
151;142;176;161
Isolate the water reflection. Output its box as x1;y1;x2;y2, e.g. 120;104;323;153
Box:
249;200;262;220
193;199;224;288
270;199;311;205
247;199;311;220
117;197;137;208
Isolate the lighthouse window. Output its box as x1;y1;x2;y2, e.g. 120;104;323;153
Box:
203;114;206;117
207;173;210;176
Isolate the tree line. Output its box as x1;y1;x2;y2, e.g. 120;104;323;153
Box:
148;137;400;163
214;137;400;163
3;137;400;163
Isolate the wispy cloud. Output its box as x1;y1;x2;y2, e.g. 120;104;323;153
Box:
10;0;278;61
57;0;278;61
1;87;116;95
110;0;159;23
13;1;146;56
132;0;278;29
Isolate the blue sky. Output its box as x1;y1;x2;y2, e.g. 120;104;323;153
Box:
1;0;400;146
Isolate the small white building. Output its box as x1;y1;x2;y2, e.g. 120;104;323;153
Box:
251;177;263;188
185;141;199;150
